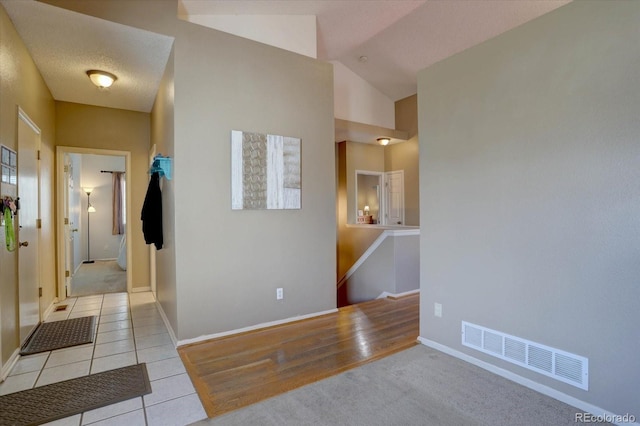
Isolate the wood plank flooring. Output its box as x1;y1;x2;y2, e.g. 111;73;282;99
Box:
178;294;419;418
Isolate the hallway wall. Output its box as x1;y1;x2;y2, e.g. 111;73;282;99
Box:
336;142;384;283
0;4;56;368
150;46;178;335
55;102;150;290
386;94;419;226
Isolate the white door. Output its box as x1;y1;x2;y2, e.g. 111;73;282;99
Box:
17;110;41;343
385;170;404;226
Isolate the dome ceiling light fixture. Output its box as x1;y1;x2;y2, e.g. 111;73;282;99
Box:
377;137;390;146
86;70;117;89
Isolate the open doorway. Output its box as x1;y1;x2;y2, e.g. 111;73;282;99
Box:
56;147;132;300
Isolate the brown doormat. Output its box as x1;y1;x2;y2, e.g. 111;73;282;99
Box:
0;363;152;426
20;316;97;355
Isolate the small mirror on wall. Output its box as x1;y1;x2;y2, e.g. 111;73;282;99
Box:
353;169;405;226
355;171;383;224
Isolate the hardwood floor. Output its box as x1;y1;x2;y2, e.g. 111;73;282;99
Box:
178;294;419;418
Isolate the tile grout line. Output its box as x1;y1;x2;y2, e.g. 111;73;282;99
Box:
28;351;52;391
129;293;150;426
83;294;139;426
80;294;105;426
29;295;76;392
143;390;199;409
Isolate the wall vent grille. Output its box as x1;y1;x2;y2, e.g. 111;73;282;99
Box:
461;321;588;390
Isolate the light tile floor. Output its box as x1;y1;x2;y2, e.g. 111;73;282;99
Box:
0;292;207;426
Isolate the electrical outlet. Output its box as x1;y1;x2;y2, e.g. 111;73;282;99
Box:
276;288;284;300
434;303;442;318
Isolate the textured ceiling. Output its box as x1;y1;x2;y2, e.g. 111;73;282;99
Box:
1;0;570;113
1;0;174;113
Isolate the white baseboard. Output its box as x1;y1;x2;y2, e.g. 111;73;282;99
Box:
377;289;420;299
0;348;21;382
42;298;58;321
177;308;339;347
417;337;639;426
131;286;151;293
154;299;178;348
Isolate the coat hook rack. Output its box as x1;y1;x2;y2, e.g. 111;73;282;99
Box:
149;154;172;180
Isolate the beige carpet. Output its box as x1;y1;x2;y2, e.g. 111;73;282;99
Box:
194;345;608;426
71;260;126;297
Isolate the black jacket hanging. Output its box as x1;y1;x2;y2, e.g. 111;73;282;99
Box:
141;172;163;250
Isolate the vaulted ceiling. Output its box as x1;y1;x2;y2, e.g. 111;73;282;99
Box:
1;0;570;112
182;1;571;101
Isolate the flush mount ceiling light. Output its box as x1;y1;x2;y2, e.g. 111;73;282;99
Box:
86;70;117;89
377;137;390;146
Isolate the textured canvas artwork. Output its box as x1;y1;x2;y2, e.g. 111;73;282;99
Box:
231;130;301;210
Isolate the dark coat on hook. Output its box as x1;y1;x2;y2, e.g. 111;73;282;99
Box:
141;172;163;250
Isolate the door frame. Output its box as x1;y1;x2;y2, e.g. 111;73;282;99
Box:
385;170;405;226
62;153;74;295
56;146;132;300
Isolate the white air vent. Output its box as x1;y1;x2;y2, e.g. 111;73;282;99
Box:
461;321;588;390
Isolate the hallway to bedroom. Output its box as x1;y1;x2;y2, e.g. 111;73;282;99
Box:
59;149;130;299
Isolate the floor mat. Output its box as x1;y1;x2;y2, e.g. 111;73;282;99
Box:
20;316;97;355
0;363;152;426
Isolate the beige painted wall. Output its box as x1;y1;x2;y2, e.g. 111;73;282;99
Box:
419;0;639;416
0;4;56;366
150;46;177;334
171;21;336;340
387;94;419;226
55;102;150;290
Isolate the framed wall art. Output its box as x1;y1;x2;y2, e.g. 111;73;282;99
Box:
0;146;17;185
231;130;301;210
